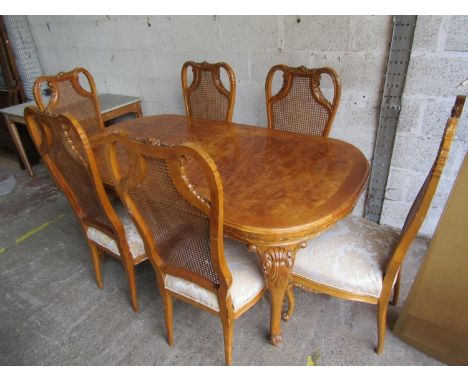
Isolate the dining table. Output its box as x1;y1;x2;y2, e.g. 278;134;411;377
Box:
91;114;370;345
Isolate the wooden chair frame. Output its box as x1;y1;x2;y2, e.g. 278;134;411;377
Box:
284;95;466;353
33;67;105;132
265;64;341;136
102;133;265;365
24;106;146;312
181;61;236;122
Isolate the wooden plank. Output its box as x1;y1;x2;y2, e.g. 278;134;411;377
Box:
394;154;468;365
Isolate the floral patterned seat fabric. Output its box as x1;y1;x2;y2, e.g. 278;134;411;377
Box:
293;215;399;298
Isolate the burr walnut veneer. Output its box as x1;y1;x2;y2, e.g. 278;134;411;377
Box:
91;114;370;345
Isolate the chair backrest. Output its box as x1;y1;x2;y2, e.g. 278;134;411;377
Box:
382;95;466;296
181;61;236;122
33;67;104;136
24;106;127;248
103;133;232;295
265;64;341;136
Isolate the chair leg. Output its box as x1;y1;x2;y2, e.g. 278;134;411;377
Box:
162;289;174;346
220;312;234;366
391;271;401;306
124;262;139;313
89;243;103;288
282;282;295;322
154;273;174;346
376;300;389;354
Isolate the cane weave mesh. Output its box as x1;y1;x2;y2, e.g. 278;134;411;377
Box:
44;79;103;136
188;69;229;122
39;114;113;233
272;75;330;136
127;155;219;285
401;96;466;238
400;170;432;237
400;128;454;237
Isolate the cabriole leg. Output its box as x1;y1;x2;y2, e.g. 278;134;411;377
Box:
249;242;306;345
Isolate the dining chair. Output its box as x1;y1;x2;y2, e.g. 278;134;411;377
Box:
24;106;147;312
33;67;104;136
283;95;466;353
181;61;236;122
265;64;341;136
103;133;266;365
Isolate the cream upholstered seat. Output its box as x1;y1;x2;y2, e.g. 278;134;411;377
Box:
87;203;145;261
165;238;265;312
293;215;399;299
285;95;465;355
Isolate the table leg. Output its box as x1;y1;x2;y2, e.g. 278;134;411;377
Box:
5;117;34;176
134;101;143;118
249;242;306;345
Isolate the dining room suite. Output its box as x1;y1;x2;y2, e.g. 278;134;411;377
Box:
18;63;465;365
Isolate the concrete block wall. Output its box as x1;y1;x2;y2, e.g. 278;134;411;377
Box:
25;15;467;236
380;16;468;236
27;15;392;218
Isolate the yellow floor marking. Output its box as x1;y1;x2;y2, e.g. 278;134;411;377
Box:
3;214;66;250
306;350;321;366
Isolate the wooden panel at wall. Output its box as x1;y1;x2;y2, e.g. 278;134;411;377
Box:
393;154;468;365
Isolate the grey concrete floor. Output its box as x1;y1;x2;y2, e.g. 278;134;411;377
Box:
0;156;443;365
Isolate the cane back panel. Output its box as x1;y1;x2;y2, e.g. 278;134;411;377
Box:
181;61;236;122
109;137;223;286
383;95;466;284
33;67;104;136
266;65;341;137
24;107;115;236
400;95;465;240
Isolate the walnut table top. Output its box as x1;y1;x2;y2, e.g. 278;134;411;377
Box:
94;114;369;245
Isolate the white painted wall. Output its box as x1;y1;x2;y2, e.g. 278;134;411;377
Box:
26;15;468;236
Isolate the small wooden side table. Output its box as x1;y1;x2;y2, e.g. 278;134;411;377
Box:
0;93;142;176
